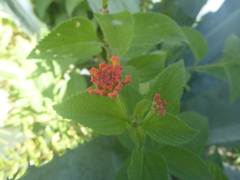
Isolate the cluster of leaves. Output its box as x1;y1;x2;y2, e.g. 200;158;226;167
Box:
0;13;92;179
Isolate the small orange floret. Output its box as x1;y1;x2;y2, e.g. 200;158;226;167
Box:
108;90;118;99
89;67;98;76
99;62;107;70
110;56;119;67
122;75;132;85
87;87;97;95
115;83;123;91
96;90;108;96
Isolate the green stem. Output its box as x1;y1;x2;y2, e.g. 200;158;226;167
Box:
102;42;112;61
142;110;154;124
116;96;128;121
95;54;105;64
185;63;224;71
186;61;240;71
101;0;109;14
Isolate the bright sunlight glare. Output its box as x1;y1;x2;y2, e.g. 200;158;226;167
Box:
152;0;225;17
198;0;225;18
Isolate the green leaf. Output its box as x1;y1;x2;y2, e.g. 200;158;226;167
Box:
205;161;228;180
128;147;144;180
119;84;142;116
53;91;127;135
122;65;139;90
28;17;101;60
35;0;54;19
184;70;191;84
115;157;131;180
202;147;224;170
128;148;168;180
117;130;135;152
94;10;134;57
179;112;209;154
125;52;166;82
222;35;240;101
222;34;240;60
116;66;139;118
134;99;152;117
18;136;123;180
129;126;145;147
139;82;151;95
144;135;164;151
203;65;228;81
65;0;84;16
145;60;185;115
203;35;240;101
65;71;87;98
181;26;208;64
181;81;240;145
162;42;185;63
224;62;240;101
142;113;198;146
158;146;213;180
125;12;187;58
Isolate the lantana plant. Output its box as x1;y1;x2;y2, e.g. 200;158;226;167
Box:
52;56;209;179
16;0;231;179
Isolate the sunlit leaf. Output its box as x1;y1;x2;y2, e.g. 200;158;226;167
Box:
125;12;187;58
119;84;142;116
65;71;87;98
125;52;166;82
95;10;134;57
53;92;127;135
28;18;101;60
134;99;152;117
0;60;24;79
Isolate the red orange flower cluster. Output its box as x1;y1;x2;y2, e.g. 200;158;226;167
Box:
87;56;131;99
152;94;167;116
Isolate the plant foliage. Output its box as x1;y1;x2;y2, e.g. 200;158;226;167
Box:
0;0;238;179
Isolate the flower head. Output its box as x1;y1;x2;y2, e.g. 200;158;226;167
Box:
87;56;131;99
152;94;167;116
